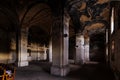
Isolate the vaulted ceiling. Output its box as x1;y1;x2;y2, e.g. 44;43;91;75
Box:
0;0;110;45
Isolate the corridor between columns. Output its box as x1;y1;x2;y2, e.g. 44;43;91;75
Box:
0;0;119;80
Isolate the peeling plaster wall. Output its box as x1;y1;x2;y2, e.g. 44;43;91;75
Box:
9;32;16;63
0;30;16;63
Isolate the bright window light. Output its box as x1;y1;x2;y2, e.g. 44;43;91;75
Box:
111;7;114;34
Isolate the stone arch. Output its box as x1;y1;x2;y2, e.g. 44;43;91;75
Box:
20;3;53;42
65;0;84;33
17;2;53;66
19;2;53;46
20;3;53;27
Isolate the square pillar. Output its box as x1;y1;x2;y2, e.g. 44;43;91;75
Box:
106;29;109;63
43;45;47;60
37;51;40;61
75;34;85;64
84;37;90;62
51;16;70;76
49;39;52;62
18;28;28;67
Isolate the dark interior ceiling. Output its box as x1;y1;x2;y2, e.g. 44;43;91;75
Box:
0;0;110;45
18;1;53;45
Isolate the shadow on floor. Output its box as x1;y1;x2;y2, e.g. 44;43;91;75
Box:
29;60;52;73
15;61;115;80
67;62;115;80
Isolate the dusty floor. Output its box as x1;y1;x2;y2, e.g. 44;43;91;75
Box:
15;61;115;80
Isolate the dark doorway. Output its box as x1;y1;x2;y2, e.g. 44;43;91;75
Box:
90;33;106;62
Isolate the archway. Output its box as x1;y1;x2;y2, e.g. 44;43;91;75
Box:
84;21;108;63
18;2;53;67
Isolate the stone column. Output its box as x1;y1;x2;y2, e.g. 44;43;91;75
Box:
75;34;85;64
106;29;109;63
37;46;40;61
43;45;47;60
49;39;52;62
18;28;28;67
84;37;90;62
51;15;70;76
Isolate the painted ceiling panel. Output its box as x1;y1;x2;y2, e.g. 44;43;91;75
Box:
67;0;110;35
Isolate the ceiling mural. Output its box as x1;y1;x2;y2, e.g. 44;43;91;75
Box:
0;0;111;45
66;0;110;34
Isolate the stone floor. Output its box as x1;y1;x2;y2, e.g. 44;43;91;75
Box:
15;61;115;80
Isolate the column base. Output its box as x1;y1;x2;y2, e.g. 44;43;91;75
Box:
49;59;52;63
51;65;69;76
84;59;89;63
75;59;84;65
18;60;28;67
